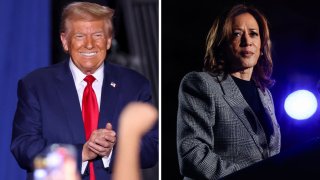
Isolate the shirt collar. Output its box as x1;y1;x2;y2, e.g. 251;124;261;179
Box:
69;59;104;85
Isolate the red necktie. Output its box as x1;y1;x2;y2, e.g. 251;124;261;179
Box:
82;75;99;180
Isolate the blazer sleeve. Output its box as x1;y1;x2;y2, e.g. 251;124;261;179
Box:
11;79;47;171
10;79;84;172
177;72;241;179
137;80;158;168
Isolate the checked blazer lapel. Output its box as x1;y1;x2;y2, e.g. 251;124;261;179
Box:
258;88;280;154
258;89;276;135
217;74;267;156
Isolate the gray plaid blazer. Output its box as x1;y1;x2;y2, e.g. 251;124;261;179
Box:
177;72;281;180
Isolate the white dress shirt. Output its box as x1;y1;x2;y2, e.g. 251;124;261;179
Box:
69;60;113;174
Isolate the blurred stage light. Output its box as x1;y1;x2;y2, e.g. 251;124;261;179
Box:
284;90;318;120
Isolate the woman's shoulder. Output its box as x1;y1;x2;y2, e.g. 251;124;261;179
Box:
182;71;221;83
183;71;214;81
180;71;222;89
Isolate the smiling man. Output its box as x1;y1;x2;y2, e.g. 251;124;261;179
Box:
11;2;158;180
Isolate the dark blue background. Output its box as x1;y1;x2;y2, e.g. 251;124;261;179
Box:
0;0;50;179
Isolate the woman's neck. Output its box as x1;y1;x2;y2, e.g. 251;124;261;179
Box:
230;68;253;81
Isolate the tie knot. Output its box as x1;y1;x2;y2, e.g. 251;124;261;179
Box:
84;75;96;85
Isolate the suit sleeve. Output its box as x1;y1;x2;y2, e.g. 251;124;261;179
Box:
137;80;158;168
10;79;84;172
177;72;241;179
10;79;47;171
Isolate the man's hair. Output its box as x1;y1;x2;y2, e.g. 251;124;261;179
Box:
60;2;114;36
204;4;274;90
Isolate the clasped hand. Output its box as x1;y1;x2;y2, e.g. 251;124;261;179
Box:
82;123;116;161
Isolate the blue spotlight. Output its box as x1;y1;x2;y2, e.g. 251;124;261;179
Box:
284;90;318;120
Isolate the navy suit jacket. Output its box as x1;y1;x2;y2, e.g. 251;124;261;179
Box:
11;59;158;180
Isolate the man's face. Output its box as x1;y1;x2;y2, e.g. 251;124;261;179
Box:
60;20;112;74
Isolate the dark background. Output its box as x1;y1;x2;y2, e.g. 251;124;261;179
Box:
162;0;320;179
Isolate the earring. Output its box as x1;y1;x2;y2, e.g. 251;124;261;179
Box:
261;52;264;56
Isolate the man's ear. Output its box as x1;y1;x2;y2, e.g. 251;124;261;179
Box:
60;33;69;52
106;37;112;50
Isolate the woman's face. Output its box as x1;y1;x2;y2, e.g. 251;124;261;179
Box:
226;13;261;73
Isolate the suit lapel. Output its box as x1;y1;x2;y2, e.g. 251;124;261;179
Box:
55;60;85;142
258;89;275;120
98;62;120;129
258;89;276;139
218;74;265;155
